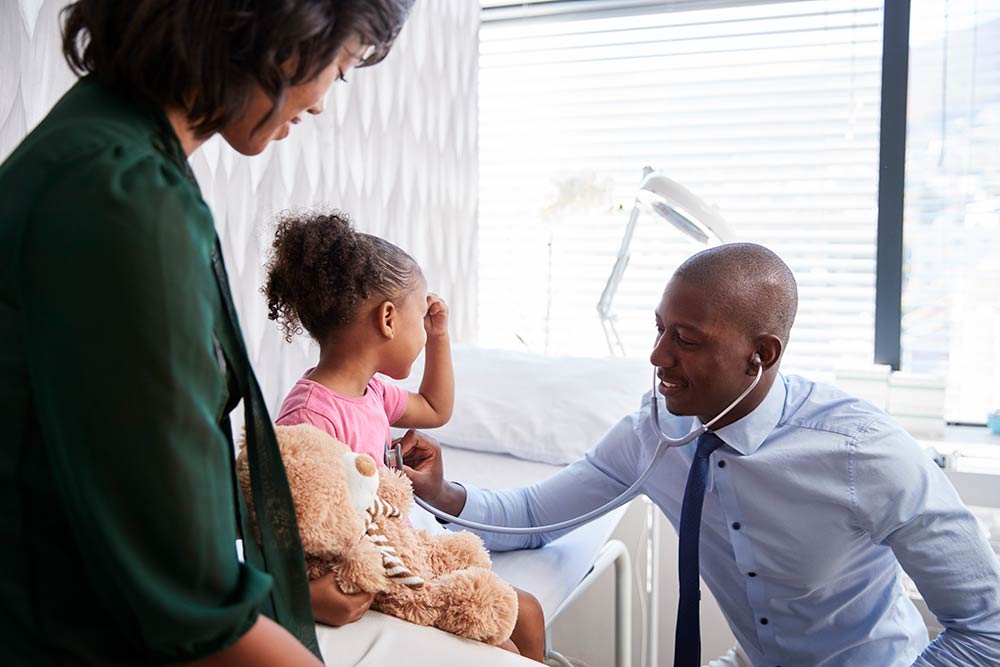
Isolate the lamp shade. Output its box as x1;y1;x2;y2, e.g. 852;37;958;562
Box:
636;170;731;244
597;166;730;355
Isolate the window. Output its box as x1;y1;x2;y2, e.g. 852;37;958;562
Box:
478;0;884;380
902;0;1000;424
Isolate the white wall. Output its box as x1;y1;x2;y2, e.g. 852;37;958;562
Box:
0;0;480;412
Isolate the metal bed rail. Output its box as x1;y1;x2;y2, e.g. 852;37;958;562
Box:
543;539;632;667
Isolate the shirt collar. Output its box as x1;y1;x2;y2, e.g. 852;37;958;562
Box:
710;374;786;456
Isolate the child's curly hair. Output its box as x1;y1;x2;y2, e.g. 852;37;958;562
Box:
263;210;419;342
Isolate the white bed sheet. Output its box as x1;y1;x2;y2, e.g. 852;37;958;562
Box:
317;611;536;665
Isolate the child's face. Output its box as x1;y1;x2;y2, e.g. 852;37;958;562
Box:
381;275;429;380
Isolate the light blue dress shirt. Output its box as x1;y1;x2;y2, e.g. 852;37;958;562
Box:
456;374;1000;667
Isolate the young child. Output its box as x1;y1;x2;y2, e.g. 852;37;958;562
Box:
264;210;545;662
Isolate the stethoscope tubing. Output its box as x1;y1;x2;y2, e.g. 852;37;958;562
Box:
396;364;764;535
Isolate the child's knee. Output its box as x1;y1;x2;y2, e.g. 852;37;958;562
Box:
515;588;545;630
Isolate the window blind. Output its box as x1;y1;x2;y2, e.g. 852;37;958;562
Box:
477;0;884;379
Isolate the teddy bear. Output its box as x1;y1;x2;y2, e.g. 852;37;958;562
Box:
236;423;518;645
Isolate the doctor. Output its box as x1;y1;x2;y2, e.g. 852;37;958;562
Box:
399;243;1000;667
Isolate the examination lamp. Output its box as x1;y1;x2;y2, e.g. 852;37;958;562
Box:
596;166;731;355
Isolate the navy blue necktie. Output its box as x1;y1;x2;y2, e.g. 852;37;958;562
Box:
674;431;725;667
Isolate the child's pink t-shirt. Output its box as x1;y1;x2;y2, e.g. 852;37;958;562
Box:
275;371;409;467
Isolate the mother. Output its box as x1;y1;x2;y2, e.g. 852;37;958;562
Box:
0;1;412;665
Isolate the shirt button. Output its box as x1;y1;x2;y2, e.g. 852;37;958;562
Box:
760;617;769;625
748;571;757;577
717;460;726;468
732;522;741;530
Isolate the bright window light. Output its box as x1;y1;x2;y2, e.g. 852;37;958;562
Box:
478;1;884;382
902;0;1000;424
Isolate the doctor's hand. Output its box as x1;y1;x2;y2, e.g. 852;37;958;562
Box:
309;572;375;627
395;429;467;516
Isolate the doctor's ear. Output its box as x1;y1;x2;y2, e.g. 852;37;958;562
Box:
750;335;783;374
378;301;397;339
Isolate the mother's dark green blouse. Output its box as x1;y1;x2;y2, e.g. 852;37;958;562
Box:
0;78;318;665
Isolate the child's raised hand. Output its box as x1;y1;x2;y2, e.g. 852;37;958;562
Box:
424;293;449;337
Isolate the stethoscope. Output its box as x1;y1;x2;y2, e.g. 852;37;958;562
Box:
386;355;764;535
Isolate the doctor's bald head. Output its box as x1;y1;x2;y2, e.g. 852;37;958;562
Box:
672;243;798;348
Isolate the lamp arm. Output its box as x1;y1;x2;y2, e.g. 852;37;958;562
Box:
597;199;641;319
597;167;728;356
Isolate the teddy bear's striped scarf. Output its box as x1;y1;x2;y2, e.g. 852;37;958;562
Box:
364;496;424;589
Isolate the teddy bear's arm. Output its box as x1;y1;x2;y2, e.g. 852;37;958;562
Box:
423;530;493;576
335;536;393;594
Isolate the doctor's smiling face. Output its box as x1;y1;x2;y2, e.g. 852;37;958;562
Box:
650;243;797;430
651;277;759;426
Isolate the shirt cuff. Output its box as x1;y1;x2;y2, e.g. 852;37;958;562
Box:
441;481;485;528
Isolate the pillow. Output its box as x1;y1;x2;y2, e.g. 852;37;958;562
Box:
388;346;653;465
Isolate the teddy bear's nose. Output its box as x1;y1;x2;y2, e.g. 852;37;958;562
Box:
354;455;376;478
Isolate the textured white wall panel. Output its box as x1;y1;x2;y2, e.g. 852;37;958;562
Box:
1;0;480;412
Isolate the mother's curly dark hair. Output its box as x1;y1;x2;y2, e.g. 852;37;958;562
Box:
264;211;419;342
61;0;414;137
